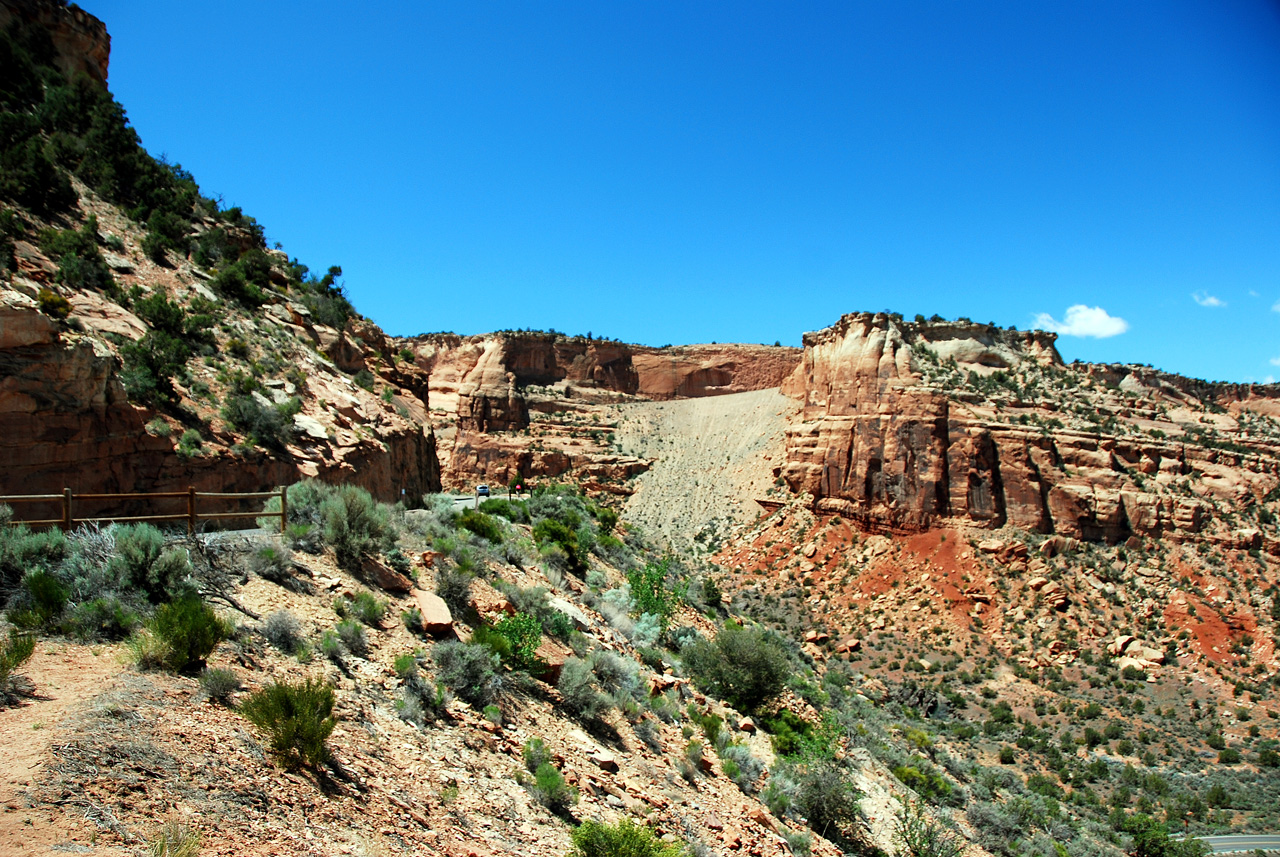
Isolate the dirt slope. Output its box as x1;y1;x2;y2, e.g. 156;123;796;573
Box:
614;389;799;555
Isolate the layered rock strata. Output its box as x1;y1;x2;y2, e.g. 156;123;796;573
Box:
782;312;1280;544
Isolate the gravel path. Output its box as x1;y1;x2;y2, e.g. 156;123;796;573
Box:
611;388;799;556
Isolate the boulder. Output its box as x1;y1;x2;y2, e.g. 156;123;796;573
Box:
413;589;454;638
1107;635;1136;657
533;636;574;684
363;555;412;593
590;751;619;772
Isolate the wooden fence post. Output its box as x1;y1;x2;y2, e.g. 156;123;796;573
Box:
279;486;287;534
62;488;72;531
188;486;196;535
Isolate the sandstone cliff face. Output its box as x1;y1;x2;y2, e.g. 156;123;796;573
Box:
405;333;800;431
782;312;1280;545
0;0;110;83
402;333;801;491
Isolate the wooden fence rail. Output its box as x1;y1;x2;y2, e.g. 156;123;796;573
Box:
0;487;287;534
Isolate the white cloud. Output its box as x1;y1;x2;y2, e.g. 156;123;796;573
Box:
1033;305;1129;338
1270;357;1280;367
1192;291;1225;307
1272;299;1280;313
1249;290;1260;298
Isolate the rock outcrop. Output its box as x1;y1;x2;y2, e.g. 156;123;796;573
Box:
405;333;800;433
782;312;1280;544
0;0;110;83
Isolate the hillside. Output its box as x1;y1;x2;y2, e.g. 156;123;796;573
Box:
4;4;1280;857
0;0;439;506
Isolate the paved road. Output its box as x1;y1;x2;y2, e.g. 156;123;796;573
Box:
1193;834;1280;853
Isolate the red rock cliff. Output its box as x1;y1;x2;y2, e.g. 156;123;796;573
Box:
782;312;1280;546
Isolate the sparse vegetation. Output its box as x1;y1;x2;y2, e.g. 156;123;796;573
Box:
240;677;337;770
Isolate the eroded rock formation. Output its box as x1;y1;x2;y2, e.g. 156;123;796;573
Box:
782;312;1280;544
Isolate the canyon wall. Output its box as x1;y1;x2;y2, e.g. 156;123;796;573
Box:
782;312;1280;545
0;287;441;510
405;333;801;432
0;0;110;83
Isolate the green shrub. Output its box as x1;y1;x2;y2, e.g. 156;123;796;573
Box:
1218;748;1241;764
627;558;685;629
435;566;473;616
36;287;71;319
433;640;501;708
146;819;201;857
199;667;241;704
397;673;450;727
262;610;303;654
558;657;608;721
0;631;35;703
792;760;862;843
523;737;552;772
221;393;299;452
175;429;203;458
568;818;690;857
530;762;575;814
107;523;192;604
894;798;964;857
0;521;67;598
458;509;504;544
150;595;228;673
39;218;115;294
386;547;412;576
720;743;764;792
492;612;541;671
240;677;336;770
250;544;294;585
318;630;343;664
682;621;790;712
16;569;68;629
320;484;392;573
334;619;368;657
479;498;528;523
349;591;386;626
65;596;140;641
532;518;585;575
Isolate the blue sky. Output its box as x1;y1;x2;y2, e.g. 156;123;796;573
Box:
89;1;1280;382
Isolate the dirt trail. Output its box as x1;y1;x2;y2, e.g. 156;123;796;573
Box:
0;639;130;857
612;388;799;554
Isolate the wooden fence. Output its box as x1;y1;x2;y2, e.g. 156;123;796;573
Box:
0;487;287;534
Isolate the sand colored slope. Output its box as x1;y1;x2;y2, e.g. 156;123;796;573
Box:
614;388;799;554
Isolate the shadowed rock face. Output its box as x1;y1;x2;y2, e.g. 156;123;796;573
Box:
782;312;1280;546
0;0;110;83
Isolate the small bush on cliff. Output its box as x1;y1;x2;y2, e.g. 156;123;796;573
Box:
39;217;115;295
558;657;608;721
568;819;690;857
682;621;790;713
433;640;501;708
149;594;229;673
321;484;394;573
240;677;336;770
0;631;36;705
221;393;300;452
457;509;504;544
36;287;70;319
